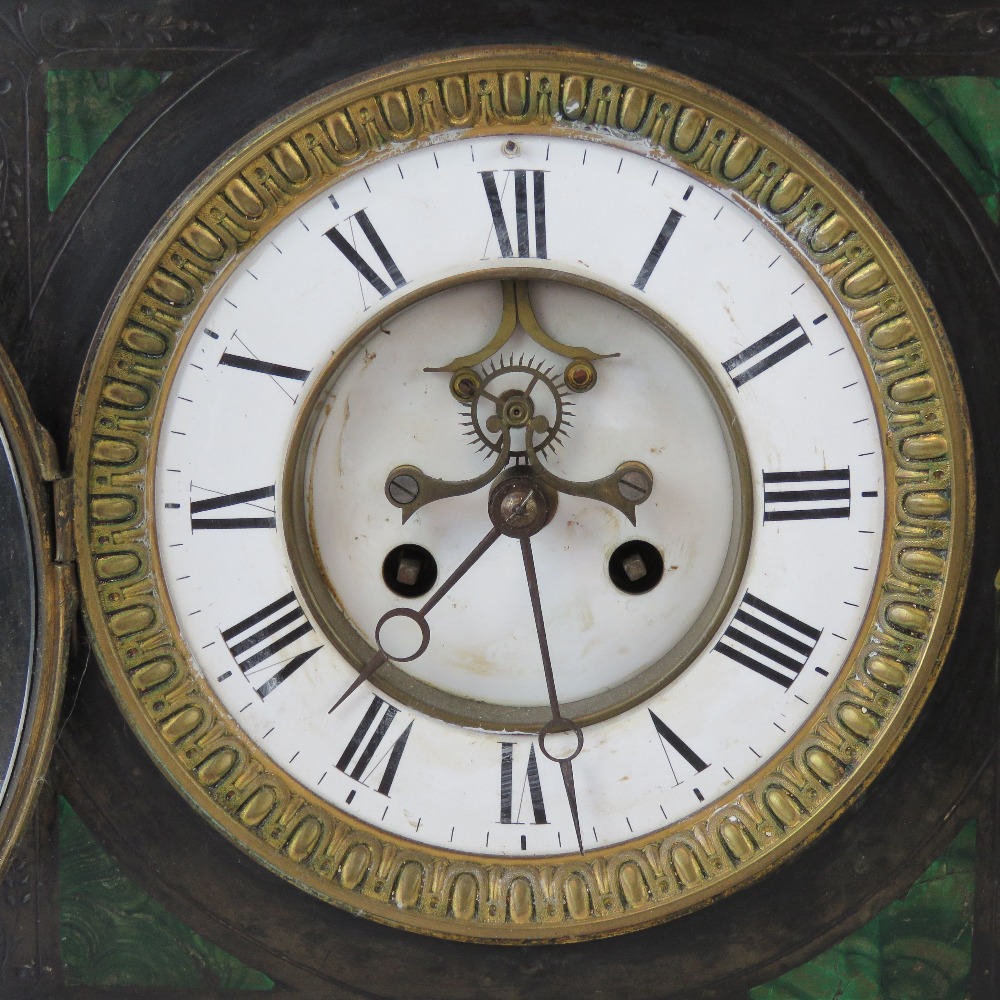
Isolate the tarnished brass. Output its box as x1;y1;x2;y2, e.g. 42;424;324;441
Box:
72;48;972;943
0;343;72;880
427;279;617;373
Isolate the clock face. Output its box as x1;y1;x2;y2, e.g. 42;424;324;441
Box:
75;49;970;940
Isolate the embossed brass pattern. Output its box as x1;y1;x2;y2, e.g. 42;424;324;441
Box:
72;49;972;942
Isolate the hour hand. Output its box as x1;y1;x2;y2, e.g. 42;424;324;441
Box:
524;420;653;525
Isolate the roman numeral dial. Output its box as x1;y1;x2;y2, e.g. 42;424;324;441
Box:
151;130;891;869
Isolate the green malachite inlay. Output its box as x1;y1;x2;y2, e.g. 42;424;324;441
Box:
46;68;165;212
58;797;274;991
883;76;1000;223
751;822;975;1000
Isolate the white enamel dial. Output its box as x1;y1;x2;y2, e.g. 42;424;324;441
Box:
154;132;885;858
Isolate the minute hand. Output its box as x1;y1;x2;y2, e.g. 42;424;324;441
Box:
520;535;585;854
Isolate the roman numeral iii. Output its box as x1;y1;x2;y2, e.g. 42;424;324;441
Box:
499;742;548;824
222;592;320;698
715;592;822;688
763;469;851;522
335;695;412;796
723;318;810;388
480;170;547;258
325;209;406;297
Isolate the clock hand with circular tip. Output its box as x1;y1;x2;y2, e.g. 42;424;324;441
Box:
519;530;586;855
328;524;502;713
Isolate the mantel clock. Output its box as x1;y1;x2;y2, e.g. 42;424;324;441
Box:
0;33;994;993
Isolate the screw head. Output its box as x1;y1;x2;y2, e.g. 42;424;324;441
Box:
564;359;597;393
386;471;420;506
617;465;653;503
450;368;481;403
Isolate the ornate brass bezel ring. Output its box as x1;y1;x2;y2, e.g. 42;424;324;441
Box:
73;47;972;942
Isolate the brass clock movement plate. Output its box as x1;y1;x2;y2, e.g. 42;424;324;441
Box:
71;48;972;943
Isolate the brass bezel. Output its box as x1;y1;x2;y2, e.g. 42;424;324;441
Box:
73;47;972;942
0;344;71;878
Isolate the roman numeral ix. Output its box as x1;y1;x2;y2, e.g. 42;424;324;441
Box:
763;469;851;522
222;592;320;698
715;592;822;689
499;742;548;824
481;170;547;258
335;695;412;796
325;209;406;298
190;485;276;530
723;318;811;388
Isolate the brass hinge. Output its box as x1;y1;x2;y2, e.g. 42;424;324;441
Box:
52;475;76;566
31;415;76;566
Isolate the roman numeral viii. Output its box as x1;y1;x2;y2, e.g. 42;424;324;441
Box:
499;742;547;824
190;485;275;530
222;592;320;698
723;318;810;388
325;209;406;298
715;593;822;689
335;695;412;796
763;469;851;522
480;170;547;258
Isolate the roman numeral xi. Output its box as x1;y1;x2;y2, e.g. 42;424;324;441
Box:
325;209;406;298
